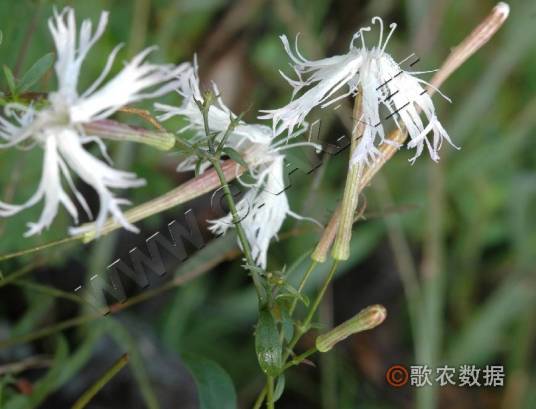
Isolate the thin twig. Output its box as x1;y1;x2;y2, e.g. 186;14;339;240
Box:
0;250;232;349
0;355;52;376
210;158;266;304
71;354;129;409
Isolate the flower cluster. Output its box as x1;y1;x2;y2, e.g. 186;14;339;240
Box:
157;58;317;268
0;8;454;268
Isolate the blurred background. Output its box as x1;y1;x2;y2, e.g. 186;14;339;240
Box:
0;0;535;408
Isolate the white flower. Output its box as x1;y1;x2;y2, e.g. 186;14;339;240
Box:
157;59;319;268
0;7;184;237
156;57;274;173
260;17;457;166
208;156;305;269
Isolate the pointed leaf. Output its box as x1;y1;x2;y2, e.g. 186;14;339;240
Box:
276;284;310;307
183;354;237;409
195;158;203;177
273;375;285;402
3;65;16;95
255;308;282;376
222;147;248;168
279;306;294;343
18;53;54;93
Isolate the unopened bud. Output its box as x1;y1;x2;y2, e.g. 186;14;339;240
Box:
316;305;387;353
84;120;175;151
202;90;215;108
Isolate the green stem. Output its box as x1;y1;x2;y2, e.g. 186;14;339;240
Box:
0;263;38;287
277;259;317;348
211;158;266;305
319;287;336;409
253;260;339;407
200;100;215;153
0;237;78;264
0;313;103;350
285;259;339;358
266;376;275;409
14;279;92;307
72;354;129;409
216;116;239;153
288;260;317;317
283;347;317;371
252;387;267;409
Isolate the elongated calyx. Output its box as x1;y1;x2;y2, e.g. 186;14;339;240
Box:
316;304;387;352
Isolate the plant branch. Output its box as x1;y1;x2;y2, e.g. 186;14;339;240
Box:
72;354;129;409
288;260;317;317
210;157;266;305
266;376;275;409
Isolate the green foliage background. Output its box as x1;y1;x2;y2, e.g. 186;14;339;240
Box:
0;0;535;408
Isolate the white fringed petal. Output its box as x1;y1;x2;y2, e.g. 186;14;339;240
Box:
0;104;37;148
261;17;456;167
0;7;180;237
57;129;145;235
0;134;76;236
71;48;188;123
158;59;318;268
259;37;362;137
156;57;273;172
0;128;145;237
208;157;293;269
48;7;108;101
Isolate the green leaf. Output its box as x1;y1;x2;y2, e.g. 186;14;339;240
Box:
3;65;16;95
18;53;54;93
183;354;237;409
279;306;294;343
255;308;282;376
276;284;310;307
273;375;285;402
195;158;204;177
222;147;248;168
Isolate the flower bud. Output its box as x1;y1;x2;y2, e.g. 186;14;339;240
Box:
316;305;387;353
